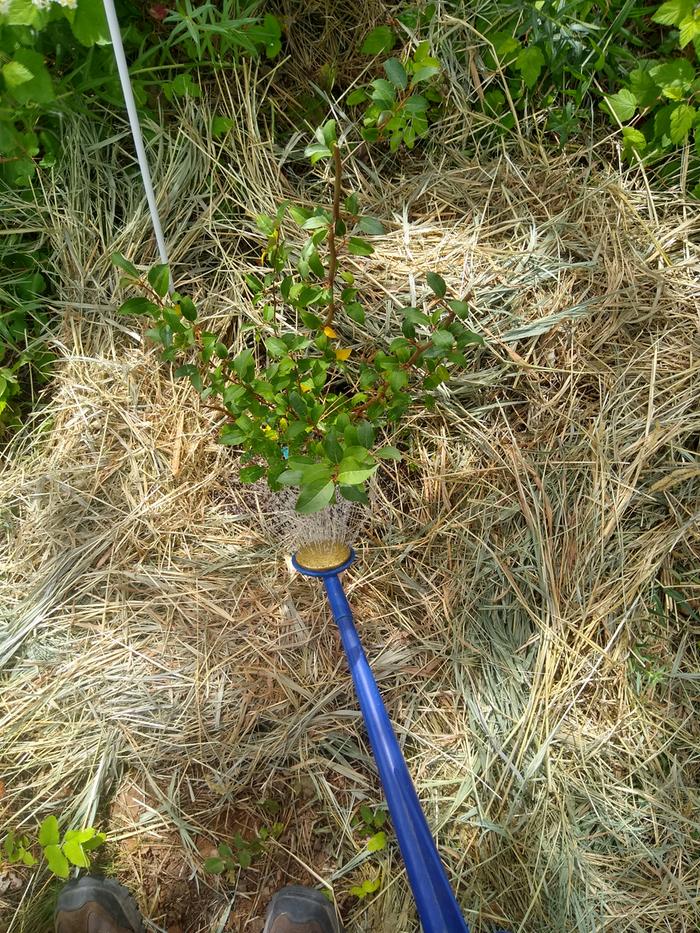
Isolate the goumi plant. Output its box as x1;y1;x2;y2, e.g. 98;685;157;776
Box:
113;121;483;513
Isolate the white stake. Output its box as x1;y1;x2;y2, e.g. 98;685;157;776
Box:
102;0;170;272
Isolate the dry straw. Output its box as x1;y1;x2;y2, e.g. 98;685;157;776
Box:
1;26;700;933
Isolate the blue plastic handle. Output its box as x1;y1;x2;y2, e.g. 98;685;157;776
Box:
293;553;469;933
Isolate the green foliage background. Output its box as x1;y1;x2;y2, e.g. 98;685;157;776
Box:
1;0;698;434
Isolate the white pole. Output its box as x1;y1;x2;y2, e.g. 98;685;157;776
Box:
102;0;170;270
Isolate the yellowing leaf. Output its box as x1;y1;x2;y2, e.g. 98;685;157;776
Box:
323;326;338;338
335;347;352;361
300;381;313;393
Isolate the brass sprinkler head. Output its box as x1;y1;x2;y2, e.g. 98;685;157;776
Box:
294;541;353;573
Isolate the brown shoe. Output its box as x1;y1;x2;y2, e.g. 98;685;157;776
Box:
54;877;144;933
263;885;342;933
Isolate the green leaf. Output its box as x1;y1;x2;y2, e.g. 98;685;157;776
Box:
39;815;60;847
602;88;637;123
220;426;246;446
432;329;455;349
373;810;386;827
164;73;202;101
337;458;378;485
348;237;374;257
82;832;107;852
360;805;373;825
628;67;660;110
345;302;365;324
62;838;90;868
458;330;484;347
256;214;275;235
20;849;37;867
515;46;545;89
302;215;331;231
345;193;360;216
652;0;693;26
366;831;386;853
111;252;139;277
411;64;441;84
265;337;289;357
2;0;41;25
361;25;396;56
240;465;266;483
413;41;438;64
490;31;521;61
426;272;447;297
233;349;255;381
339;484;370;503
4;50;54;104
622;126;648;159
356;420;374;447
650;59;695;99
2;60;34;89
362;877;381;893
347;87;368;106
322;121;337;146
44;844;69;878
63;828;97;845
278;469;304;486
342;444;375;463
669;103;696;143
118;297;159;317
147;264;170;298
324;431;344;463
405;95;429;114
298;462;333;485
71;0;110;46
304;142;332;164
384;58;408;90
678;16;700;47
212;115;234;138
387;369;408;391
238;848;252;869
370;79;397;105
247;13;282;58
376;446;402;460
447;299;470;318
295;481;335;513
205;857;227;874
3;831;17;859
357;217;385;236
179;297;197;321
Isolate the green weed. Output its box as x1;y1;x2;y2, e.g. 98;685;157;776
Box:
2;816;106;879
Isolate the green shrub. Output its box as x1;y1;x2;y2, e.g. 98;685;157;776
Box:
113;115;484;512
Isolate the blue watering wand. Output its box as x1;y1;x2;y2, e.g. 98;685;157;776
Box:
292;546;470;933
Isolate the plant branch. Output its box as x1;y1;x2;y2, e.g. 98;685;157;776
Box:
324;144;343;327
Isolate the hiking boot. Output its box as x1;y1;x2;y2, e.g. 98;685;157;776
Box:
54;876;144;933
263;885;342;933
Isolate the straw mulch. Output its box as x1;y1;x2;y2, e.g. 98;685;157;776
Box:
2;36;700;933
